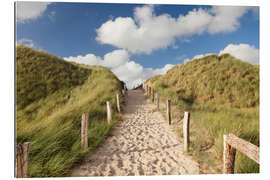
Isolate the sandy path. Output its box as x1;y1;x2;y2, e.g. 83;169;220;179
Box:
71;89;199;176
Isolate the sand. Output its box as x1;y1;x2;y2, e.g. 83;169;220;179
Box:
71;89;199;176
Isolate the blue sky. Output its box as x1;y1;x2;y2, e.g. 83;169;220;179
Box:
16;2;259;88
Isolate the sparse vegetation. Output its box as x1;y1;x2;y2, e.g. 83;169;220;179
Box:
16;46;124;177
147;54;259;173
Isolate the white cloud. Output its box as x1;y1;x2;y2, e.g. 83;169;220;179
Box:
64;53;103;66
219;43;259;64
183;53;214;63
112;61;144;85
96;5;253;54
103;49;130;68
115;63;175;89
64;49;129;68
192;54;205;59
152;64;175;75
48;11;56;22
182;43;259;65
111;62;174;89
64;49;174;89
16;38;35;48
16;2;51;23
208;6;250;34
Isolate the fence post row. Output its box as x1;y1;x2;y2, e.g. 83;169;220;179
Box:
156;93;160;111
116;93;121;113
183;112;190;152
81;113;88;150
16;142;31;178
107;101;112;123
223;134;260;174
167;99;171;125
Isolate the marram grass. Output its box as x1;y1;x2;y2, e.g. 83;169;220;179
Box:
16;46;123;177
147;54;259;173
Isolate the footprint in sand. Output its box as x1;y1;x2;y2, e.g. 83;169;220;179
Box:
70;89;199;176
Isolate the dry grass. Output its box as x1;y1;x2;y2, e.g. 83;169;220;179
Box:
16;46;124;177
146;54;259;173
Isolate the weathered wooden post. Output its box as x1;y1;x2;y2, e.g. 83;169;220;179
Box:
152;89;154;102
81;113;88;150
149;87;151;97
116;93;121;113
16;142;31;178
167;99;171;125
223;135;236;174
223;134;259;174
156;93;160;111
107;101;112;123
146;85;148;96
122;89;125;96
183;112;190;152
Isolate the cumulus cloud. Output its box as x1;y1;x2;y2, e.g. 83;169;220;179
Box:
96;5;253;54
183;53;214;63
64;49;174;89
208;6;250;33
219;44;259;64
64;49;129;68
112;63;174;89
16;2;51;23
16;38;35;48
64;53;103;66
182;43;259;65
103;49;130;68
152;64;175;75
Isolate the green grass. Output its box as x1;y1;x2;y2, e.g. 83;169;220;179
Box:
16;46;124;177
147;54;259;173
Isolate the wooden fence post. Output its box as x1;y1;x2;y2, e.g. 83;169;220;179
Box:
81;113;88;150
223;135;236;174
167;99;171;125
146;85;148;96
156;93;160;111
116;93;121;113
223;133;259;173
16;142;31;178
183;112;190;152
152;89;154;102
149;87;151;97
107;101;112;123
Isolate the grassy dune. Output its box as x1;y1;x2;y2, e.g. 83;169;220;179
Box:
16;46;124;177
147;54;259;173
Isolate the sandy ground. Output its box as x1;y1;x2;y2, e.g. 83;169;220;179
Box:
71;89;199;176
